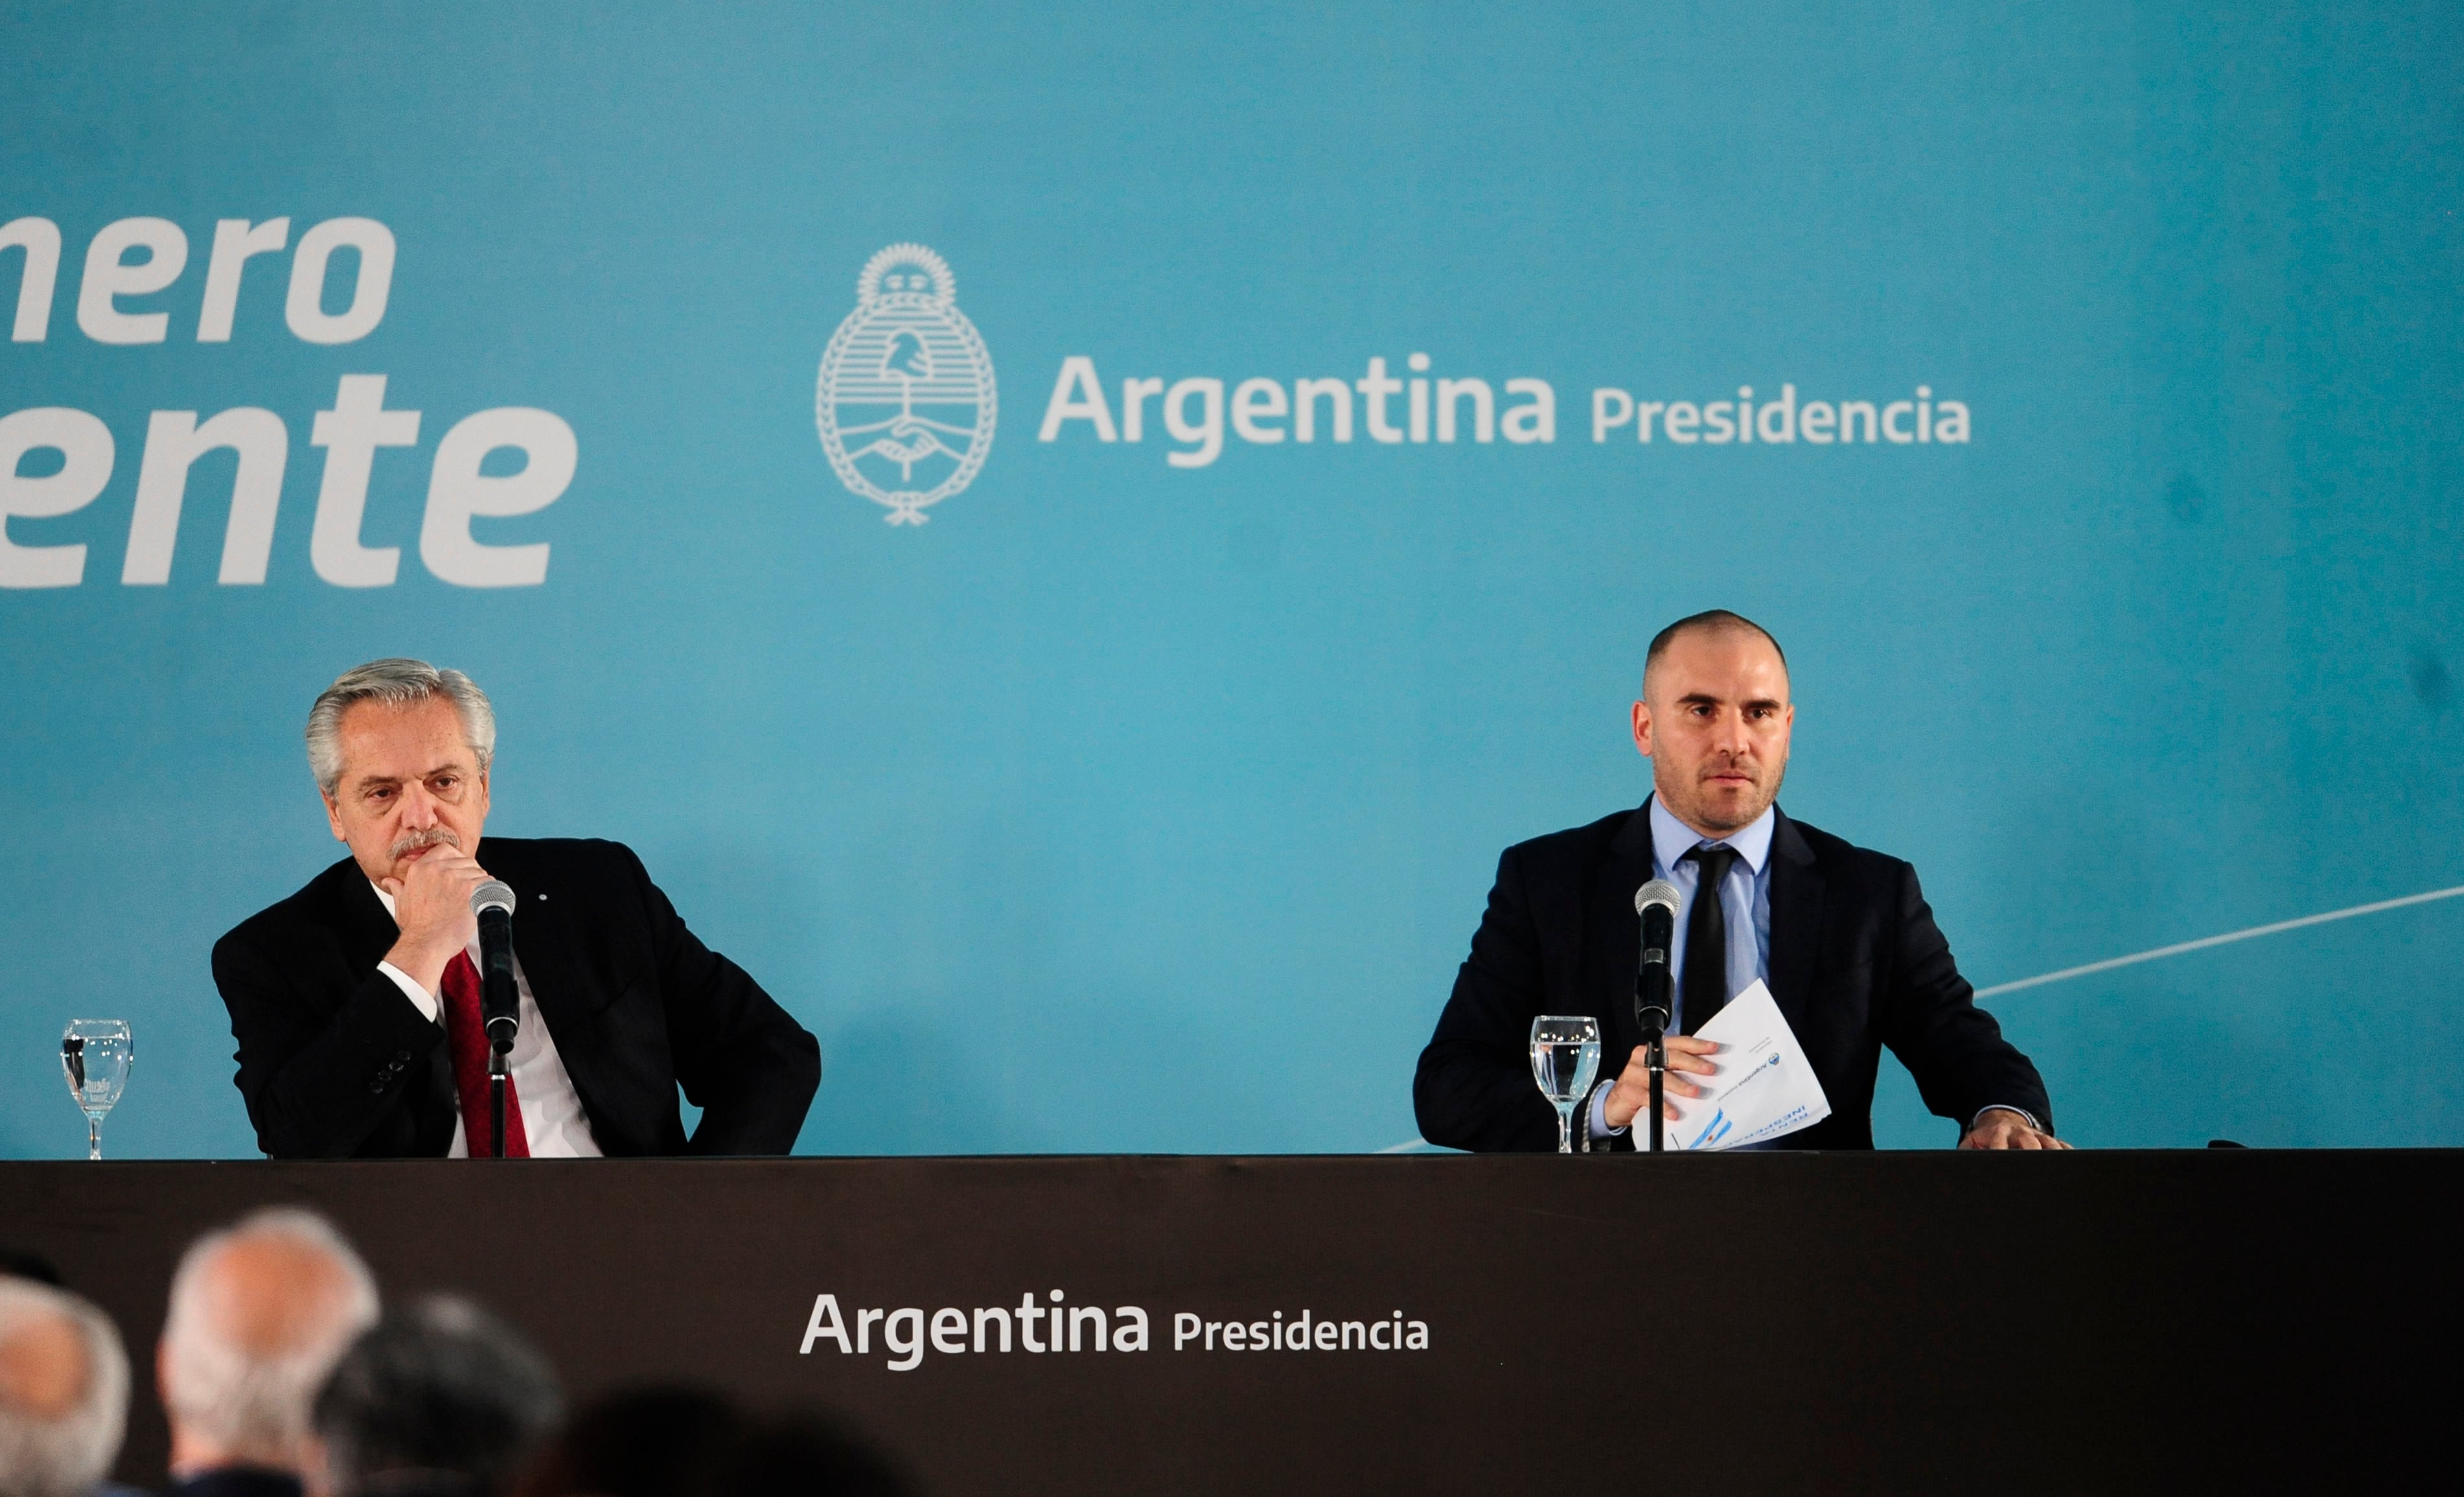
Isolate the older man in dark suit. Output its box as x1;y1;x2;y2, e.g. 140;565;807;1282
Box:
214;659;820;1159
1415;610;2064;1152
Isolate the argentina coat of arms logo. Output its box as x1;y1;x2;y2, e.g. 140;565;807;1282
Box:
815;244;996;524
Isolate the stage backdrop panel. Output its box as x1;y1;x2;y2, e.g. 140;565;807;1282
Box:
3;2;2459;1158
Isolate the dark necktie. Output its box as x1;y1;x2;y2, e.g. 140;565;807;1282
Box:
1680;844;1742;1035
441;951;529;1157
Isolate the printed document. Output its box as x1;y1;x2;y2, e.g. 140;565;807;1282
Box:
1661;980;1830;1150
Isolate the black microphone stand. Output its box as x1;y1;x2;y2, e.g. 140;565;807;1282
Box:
1646;1033;1666;1155
1633;884;1679;1155
474;892;519;1159
1635;972;1669;1154
489;1043;509;1159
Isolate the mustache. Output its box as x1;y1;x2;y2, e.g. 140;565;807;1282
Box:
387;826;463;860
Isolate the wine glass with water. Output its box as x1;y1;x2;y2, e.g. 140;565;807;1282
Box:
61;1019;133;1161
1528;1015;1601;1154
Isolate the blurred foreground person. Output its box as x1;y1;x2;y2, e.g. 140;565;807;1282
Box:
0;1279;128;1497
309;1299;558;1497
161;1210;380;1497
510;1387;739;1497
0;1257;60;1289
700;1413;911;1497
512;1392;910;1497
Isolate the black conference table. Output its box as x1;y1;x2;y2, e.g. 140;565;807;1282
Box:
2;1151;2453;1494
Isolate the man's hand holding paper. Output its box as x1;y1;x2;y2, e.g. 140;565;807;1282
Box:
1601;1034;1722;1130
1653;981;1832;1150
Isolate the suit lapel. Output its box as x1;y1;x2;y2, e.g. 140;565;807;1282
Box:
323;861;457;1155
1764;806;1825;1032
1591;800;1660;1058
484;842;615;1137
330;863;401;970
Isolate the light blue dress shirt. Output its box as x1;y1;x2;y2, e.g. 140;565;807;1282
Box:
1650;795;1775;1034
1585;798;2042;1142
1587;798;1774;1139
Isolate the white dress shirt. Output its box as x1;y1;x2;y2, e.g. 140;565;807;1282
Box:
370;883;602;1158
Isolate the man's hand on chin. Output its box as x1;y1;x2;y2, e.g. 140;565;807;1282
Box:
380;844;492;993
1960;1108;2071;1150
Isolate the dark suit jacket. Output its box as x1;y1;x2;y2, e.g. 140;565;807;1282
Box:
163;1467;302;1497
1414;800;2051;1150
214;837;821;1159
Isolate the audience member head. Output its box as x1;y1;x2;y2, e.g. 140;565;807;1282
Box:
0;1278;129;1497
310;1297;558;1497
161;1208;381;1480
0;1256;60;1290
697;1412;910;1497
509;1386;739;1497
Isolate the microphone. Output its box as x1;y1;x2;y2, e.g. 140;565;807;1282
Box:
470;880;518;1056
1633;879;1681;1155
1634;879;1679;1037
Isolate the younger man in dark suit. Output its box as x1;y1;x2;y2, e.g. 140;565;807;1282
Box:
1415;611;2065;1151
215;660;820;1159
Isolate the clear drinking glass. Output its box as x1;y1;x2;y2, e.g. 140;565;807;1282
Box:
1528;1015;1602;1155
60;1019;133;1161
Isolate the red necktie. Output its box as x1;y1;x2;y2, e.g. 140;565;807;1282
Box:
440;951;530;1157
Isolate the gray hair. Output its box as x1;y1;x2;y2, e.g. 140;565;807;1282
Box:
0;1278;129;1497
313;1295;560;1497
161;1209;380;1471
306;659;497;799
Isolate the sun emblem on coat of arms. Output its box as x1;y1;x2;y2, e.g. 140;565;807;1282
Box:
814;244;996;525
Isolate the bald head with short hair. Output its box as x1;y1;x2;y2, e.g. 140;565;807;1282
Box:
159;1210;379;1480
0;1277;129;1497
0;1311;83;1422
1641;609;1788;702
1632;610;1796;837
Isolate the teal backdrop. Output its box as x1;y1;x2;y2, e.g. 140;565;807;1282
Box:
3;1;2459;1158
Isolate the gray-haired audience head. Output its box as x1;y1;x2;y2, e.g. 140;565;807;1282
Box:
0;1278;129;1497
161;1208;381;1479
306;660;497;801
312;1297;559;1497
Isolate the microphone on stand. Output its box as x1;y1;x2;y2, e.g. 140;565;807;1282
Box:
472;880;518;1050
1635;880;1678;1037
1634;880;1680;1154
470;879;518;1157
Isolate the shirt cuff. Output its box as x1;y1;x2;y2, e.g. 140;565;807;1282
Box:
1587;1080;1627;1139
1971;1105;2044;1134
376;961;443;1025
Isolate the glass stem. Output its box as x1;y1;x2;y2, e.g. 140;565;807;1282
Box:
1556;1108;1573;1154
87;1115;102;1161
